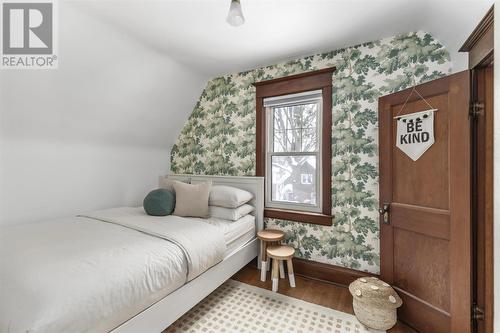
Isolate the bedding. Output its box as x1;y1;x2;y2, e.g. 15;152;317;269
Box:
209;203;254;221
0;207;231;333
81;207;225;280
209;185;253;208
204;214;256;246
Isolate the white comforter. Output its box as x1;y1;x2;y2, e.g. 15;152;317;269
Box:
0;207;227;333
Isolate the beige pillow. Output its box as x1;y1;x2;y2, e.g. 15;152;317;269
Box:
173;181;212;218
159;177;176;191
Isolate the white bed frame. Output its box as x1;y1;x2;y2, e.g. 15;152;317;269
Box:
111;174;264;333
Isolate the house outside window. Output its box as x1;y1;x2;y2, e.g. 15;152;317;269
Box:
301;173;313;185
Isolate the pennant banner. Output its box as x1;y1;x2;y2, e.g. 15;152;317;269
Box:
395;109;436;161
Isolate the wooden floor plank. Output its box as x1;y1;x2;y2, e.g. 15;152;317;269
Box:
232;265;417;333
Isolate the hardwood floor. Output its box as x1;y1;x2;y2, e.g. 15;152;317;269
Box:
231;265;417;333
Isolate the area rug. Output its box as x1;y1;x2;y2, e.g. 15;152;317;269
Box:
165;279;384;333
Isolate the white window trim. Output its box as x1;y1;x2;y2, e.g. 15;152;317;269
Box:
264;92;323;213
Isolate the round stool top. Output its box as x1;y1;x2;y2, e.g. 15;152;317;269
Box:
266;245;295;259
257;229;285;242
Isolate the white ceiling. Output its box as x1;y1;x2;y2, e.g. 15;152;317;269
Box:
70;0;493;76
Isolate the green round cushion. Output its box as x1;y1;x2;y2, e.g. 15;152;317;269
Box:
143;188;175;216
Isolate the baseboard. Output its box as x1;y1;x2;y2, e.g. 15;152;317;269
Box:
246;256;377;287
292;258;377;286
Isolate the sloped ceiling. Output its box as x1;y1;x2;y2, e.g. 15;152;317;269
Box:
70;0;494;76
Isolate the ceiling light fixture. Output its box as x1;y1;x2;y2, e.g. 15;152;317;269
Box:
226;0;245;27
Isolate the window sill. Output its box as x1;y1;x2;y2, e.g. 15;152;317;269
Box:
264;208;333;226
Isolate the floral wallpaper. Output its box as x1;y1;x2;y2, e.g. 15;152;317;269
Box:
171;32;452;273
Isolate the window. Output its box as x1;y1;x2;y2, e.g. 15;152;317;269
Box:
301;174;313;185
265;90;322;213
254;68;334;226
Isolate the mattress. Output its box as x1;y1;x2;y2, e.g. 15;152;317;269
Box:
197;214;256;256
0;216;189;333
204;214;256;245
0;208;249;333
0;208;255;333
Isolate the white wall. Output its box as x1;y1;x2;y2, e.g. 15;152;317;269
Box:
0;3;207;225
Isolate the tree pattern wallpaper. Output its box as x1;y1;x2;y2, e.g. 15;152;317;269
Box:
171;32;452;273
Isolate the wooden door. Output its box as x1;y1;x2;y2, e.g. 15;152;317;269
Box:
379;70;471;333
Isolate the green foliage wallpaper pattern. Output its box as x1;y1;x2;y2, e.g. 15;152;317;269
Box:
171;32;452;273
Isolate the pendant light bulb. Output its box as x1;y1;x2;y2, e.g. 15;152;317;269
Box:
226;0;245;27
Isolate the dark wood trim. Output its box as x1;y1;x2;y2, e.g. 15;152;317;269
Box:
461;8;494;332
254;67;335;226
292;257;377;286
459;5;494;69
459;5;494;52
252;68;336;87
472;66;494;333
264;208;333;226
246;256;376;287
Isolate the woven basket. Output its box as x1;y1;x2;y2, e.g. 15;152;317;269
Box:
349;276;402;330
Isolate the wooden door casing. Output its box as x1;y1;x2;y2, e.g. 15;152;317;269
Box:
379;71;471;333
474;65;494;333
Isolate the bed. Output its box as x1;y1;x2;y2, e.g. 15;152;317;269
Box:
0;174;264;333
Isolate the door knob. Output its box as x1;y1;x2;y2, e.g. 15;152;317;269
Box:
379;203;390;224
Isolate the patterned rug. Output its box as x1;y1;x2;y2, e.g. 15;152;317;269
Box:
165;279;384;333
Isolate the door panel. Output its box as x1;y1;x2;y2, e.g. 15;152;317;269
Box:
379;70;471;333
393;229;450;310
392;93;450;210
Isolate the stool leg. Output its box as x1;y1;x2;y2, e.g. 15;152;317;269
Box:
279;260;285;279
260;240;267;282
272;258;279;292
267;242;276;272
287;258;295;288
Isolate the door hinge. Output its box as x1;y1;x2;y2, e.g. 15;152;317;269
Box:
469;102;484;119
472;303;484;321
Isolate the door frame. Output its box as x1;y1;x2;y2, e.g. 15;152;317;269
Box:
470;63;494;333
459;6;494;332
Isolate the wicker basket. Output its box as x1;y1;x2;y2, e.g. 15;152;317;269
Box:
348;276;402;330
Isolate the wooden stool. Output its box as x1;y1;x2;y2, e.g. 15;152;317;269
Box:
266;245;295;292
257;229;285;282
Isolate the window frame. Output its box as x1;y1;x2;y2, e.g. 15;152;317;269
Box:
253;68;335;226
265;93;323;213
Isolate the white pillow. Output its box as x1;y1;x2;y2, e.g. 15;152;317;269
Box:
209;185;253;208
210;204;254;221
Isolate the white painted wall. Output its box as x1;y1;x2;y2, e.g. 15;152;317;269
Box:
0;3;207;226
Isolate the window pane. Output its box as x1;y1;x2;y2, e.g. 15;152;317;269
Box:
272;102;318;153
299;103;318;129
301;128;317;152
273;131;286;152
271;155;317;205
